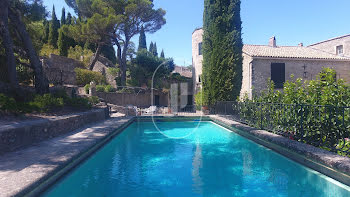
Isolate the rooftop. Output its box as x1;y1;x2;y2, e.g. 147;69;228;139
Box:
308;34;350;46
243;45;350;60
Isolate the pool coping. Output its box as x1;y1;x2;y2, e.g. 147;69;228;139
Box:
17;115;350;196
210;115;350;186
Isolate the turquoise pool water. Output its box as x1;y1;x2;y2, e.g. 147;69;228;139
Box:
43;121;350;197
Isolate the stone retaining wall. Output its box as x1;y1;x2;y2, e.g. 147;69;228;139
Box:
0;108;109;155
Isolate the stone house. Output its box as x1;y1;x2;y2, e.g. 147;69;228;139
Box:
92;56;118;88
192;28;350;99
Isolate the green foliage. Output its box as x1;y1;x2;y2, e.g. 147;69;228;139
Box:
195;90;203;107
40;43;59;56
101;44;117;64
152;42;158;57
58;28;68;56
66;97;91;109
84;84;90;94
160;50;164;58
42;20;50;43
104;85;114;92
88;96;99;105
30;94;64;112
48;5;60;48
202;0;243;105
95;84;114;92
149;42;154;54
0;94;18;112
239;68;350;156
75;68;106;86
138;26;147;51
61;7;66;25
67;45;93;66
107;67;119;77
66;12;73;25
129;49;174;87
96;85;105;92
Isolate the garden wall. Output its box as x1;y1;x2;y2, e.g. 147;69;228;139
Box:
0;107;109;155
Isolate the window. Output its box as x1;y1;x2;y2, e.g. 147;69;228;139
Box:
271;63;285;88
198;74;202;83
198;42;202;55
336;45;344;55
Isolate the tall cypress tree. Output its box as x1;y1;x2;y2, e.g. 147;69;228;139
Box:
149;42;154;53
42;20;50;43
61;7;66;25
66;12;72;25
160;49;165;58
153;42;158;56
138;26;147;51
58;28;68;56
202;0;243;105
48;5;60;48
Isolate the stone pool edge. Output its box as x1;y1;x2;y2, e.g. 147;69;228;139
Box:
21;117;135;197
210;115;350;186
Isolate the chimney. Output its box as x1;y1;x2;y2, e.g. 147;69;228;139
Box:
269;36;277;47
298;43;304;47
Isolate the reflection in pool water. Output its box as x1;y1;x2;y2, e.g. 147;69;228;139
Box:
43;121;350;197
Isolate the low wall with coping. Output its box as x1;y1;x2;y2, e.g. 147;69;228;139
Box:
0;108;109;155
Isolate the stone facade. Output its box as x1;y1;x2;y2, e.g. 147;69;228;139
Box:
242;57;350;98
92;56;118;88
192;28;203;94
41;54;85;85
192;30;350;100
309;34;350;57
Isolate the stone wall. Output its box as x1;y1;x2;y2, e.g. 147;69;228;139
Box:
192;28;203;94
92;56;118;88
41;54;85;85
309;35;350;57
0;108;109;155
244;58;350;97
95;91;168;107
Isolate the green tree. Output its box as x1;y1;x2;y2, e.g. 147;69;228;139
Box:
138;25;147;51
149;42;154;53
64;0;120;70
160;49;164;58
152;42;158;57
111;0;166;86
42;20;50;43
48;5;60;48
66;12;72;24
202;0;243;105
101;43;117;64
61;7;66;25
58;28;68;56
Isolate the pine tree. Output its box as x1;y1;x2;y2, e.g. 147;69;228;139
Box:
138;25;147;51
153;42;158;56
48;5;60;48
202;0;243;105
66;12;72;25
160;49;164;58
149;42;154;53
61;7;66;25
58;28;68;56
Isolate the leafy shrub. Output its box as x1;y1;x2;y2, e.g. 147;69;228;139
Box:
107;67;119;77
68;45;93;67
96;85;105;92
75;68;106;86
88;96;100;105
30;94;64;112
40;43;59;57
66;97;91;109
84;84;90;94
0;93;18;112
104;85;114;92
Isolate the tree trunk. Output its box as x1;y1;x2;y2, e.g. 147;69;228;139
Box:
8;8;49;94
0;0;18;86
88;43;102;70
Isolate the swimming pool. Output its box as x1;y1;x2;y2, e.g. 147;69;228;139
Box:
42;121;350;197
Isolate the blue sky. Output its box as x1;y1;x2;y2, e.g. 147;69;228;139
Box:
43;0;350;66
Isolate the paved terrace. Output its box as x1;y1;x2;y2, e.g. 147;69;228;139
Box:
0;116;133;197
